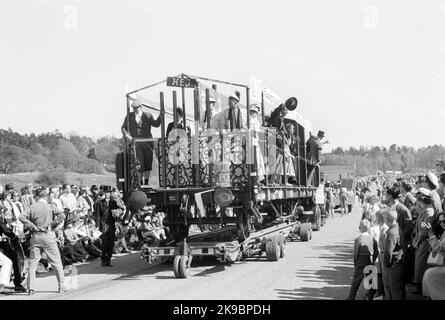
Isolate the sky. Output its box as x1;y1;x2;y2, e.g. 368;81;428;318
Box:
0;0;444;152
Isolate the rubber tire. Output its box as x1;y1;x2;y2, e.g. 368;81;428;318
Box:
179;255;190;278
300;223;310;242
173;255;181;278
265;240;281;261
348;204;352;213
312;205;321;231
279;238;286;258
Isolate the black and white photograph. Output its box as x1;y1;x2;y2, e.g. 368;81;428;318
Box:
0;0;445;307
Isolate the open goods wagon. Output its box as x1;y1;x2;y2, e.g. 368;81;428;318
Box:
116;74;325;278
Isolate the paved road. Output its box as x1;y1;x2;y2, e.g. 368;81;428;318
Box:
1;207;367;300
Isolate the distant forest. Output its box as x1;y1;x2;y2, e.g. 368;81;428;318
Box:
1;128;444;177
322;145;445;176
0;128;123;175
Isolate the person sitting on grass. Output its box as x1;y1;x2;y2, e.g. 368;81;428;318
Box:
63;219;89;262
113;221;131;254
74;216;102;259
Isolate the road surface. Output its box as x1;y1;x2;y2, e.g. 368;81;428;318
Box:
2;207;369;300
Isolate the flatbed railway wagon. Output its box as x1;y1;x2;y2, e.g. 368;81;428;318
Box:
116;74;325;278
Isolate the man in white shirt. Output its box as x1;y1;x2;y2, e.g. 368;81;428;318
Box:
59;184;78;220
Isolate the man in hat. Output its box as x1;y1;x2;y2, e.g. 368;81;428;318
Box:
307;131;329;164
5;183;14;192
423;171;442;237
19;189;66;294
93;186;115;266
212;92;245;131
121;98;161;186
424;172;442;214
306;131;328;186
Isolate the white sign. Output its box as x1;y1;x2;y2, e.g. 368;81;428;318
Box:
262;86;283;107
250;76;263;103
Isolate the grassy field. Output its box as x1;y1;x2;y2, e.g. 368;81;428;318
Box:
0;171;117;189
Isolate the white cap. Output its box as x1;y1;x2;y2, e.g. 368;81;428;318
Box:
417;187;432;197
131;99;142;108
250;104;260;113
426;172;439;188
229;92;240;102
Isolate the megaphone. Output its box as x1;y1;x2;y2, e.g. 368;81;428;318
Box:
284;97;298;111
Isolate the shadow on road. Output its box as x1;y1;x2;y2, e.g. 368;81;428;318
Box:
275;241;356;300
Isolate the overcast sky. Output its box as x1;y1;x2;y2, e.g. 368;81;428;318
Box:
0;0;444;152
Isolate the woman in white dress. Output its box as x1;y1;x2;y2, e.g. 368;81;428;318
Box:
249;104;266;184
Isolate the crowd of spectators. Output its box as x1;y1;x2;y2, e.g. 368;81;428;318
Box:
344;171;445;300
0;182;168;288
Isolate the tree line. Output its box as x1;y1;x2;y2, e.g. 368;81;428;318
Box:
1;128;443;178
323;144;445;176
0;128;123;175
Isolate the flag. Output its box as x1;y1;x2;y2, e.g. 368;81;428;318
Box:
194;189;214;218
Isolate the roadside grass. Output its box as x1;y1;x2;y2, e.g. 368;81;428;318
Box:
0;171;117;189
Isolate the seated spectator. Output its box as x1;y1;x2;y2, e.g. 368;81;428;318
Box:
64;219;89;262
113;222;131;254
141;215;166;242
74;216;102;259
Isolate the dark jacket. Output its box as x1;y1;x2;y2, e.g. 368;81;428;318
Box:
121;111;161;139
269;105;285;131
383;223;404;268
94;199;112;233
395;202;413;246
353;233;379;266
0;221;16;240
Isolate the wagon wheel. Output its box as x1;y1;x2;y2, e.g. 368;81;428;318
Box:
173;255;182;278
312;205;321;231
278;237;286;258
299;223;310;242
265;239;281;261
179;255;190;278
